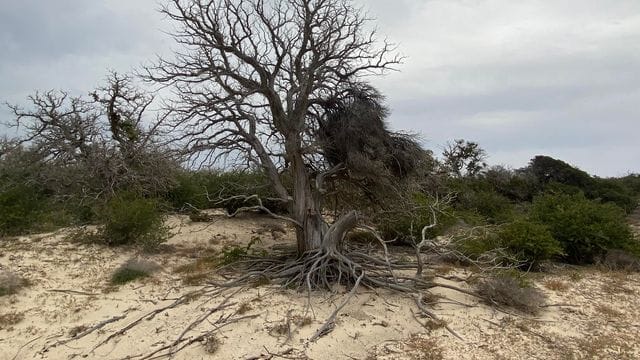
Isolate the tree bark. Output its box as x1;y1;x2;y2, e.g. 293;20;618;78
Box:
289;140;327;254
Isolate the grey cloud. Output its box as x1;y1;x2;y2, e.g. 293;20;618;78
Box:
1;0;638;176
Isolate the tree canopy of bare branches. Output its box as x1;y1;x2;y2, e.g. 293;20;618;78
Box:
148;0;402;254
5;73;178;200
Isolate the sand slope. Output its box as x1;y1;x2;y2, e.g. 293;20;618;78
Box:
1;212;639;359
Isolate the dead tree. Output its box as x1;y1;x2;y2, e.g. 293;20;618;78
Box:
6;73;178;199
148;0;402;259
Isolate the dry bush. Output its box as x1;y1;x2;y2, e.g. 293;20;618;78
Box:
0;311;24;329
600;249;640;271
543;279;570;292
188;210;214;223
478;274;546;314
594;304;623;319
600;273;634;295
111;259;161;285
0;271;28;296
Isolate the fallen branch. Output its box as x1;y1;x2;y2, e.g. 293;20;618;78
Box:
48;289;100;296
40;314;128;354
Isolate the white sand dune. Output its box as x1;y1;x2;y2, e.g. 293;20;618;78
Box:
1;212;639;359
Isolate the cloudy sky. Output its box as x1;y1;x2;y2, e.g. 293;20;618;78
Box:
1;0;638;176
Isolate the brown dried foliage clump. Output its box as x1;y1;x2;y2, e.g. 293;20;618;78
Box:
478;274;546;314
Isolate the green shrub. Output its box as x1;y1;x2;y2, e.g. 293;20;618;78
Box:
454;226;502;259
586;178;637;213
528;156;592;188
483;166;540;202
469;190;515;223
525;156;638;212
446;178;516;224
531;193;637;264
496;220;563;269
165;170;287;214
376;193;458;242
0;183;45;236
98;192;170;250
618;174;640;195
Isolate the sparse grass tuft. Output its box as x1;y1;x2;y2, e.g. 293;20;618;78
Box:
202;334;220;354
0;271;28;296
569;333;635;360
268;321;290;337
568;271;583;282
601;273;633;294
237;302;252;315
478;273;546;314
110;259;160;285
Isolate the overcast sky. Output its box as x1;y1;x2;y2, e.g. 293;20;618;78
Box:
1;0;638;176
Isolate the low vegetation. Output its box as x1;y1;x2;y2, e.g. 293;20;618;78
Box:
110;259;161;285
0;271;28;297
477;272;546;314
98;193;170;250
0;311;24;329
531;192;637;264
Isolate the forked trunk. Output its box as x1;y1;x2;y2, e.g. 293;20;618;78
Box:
288;139;358;256
290;153;327;254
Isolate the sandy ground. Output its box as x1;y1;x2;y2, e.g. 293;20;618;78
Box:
1;211;639;360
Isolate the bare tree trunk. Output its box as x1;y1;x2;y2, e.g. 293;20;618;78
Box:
289;143;327;254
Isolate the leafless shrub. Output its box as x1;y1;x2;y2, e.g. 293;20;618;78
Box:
477;274;546;314
5;72;180;203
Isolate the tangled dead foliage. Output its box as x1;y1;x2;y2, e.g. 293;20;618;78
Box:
318;85;431;190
